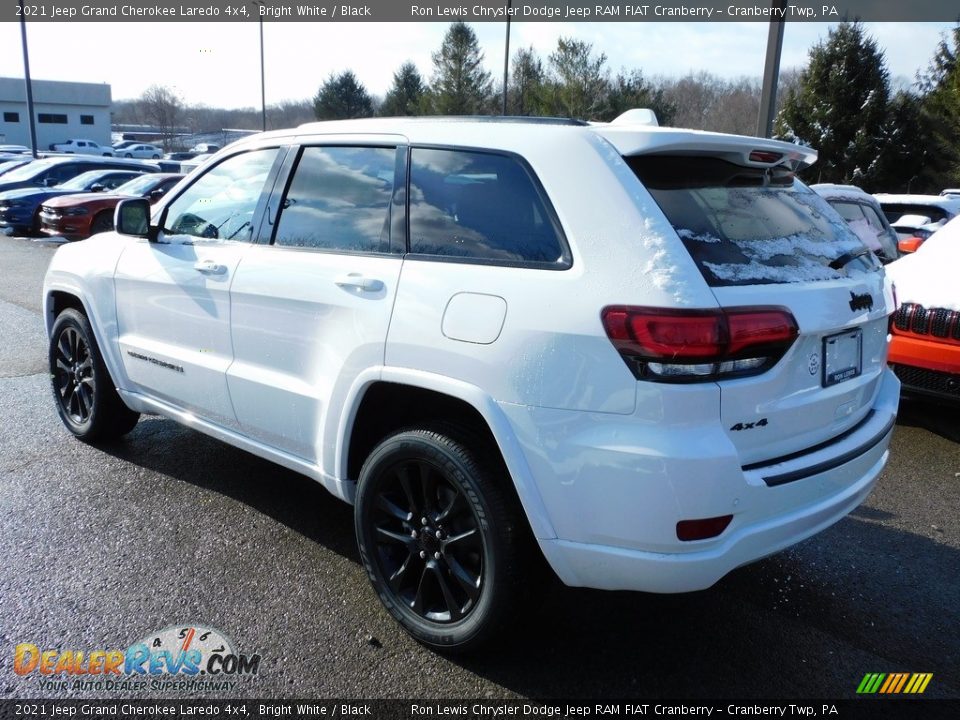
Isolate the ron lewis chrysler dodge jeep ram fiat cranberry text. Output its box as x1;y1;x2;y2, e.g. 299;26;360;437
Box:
43;113;899;650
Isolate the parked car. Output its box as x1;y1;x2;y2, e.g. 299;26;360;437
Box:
39;173;183;241
164;151;198;161
189;143;220;154
0;168;147;235
49;139;114;156
0;156;159;194
0;158;32;177
939;189;960;199
118;143;163;159
874;193;960;252
43;114;898;651
811;184;899;263
0;144;31;154
886;216;960;404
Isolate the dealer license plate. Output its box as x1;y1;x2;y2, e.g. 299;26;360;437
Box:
822;328;862;387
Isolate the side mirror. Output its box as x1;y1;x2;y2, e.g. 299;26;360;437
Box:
90;183;105;193
148;188;167;202
115;198;154;240
42;177;58;187
898;237;923;254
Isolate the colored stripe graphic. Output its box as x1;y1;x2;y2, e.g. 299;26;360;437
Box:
857;673;932;694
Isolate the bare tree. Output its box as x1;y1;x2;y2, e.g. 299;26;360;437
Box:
139;85;183;151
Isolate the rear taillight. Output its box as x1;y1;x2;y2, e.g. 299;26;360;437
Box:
601;306;798;382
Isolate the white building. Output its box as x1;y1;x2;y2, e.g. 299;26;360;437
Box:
0;77;111;150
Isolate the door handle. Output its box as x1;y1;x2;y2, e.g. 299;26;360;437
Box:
335;273;384;292
193;260;226;275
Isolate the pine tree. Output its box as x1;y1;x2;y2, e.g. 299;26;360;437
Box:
313;71;374;120
918;24;960;189
380;62;426;117
605;69;676;125
428;22;492;115
542;38;610;120
775;22;891;187
508;47;545;116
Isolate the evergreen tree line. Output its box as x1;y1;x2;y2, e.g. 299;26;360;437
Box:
775;21;960;193
114;21;960;193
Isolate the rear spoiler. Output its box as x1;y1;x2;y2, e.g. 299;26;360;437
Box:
591;112;817;172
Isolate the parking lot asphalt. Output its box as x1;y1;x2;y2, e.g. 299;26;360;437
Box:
0;234;957;703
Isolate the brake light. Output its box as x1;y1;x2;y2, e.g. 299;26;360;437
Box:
898;237;923;254
601;306;798;382
748;150;783;164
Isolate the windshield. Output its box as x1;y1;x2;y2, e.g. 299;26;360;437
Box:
59;170;123;190
114;174;162;195
627;156;880;286
1;159;53;182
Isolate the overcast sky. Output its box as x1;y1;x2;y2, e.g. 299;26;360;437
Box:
0;21;953;109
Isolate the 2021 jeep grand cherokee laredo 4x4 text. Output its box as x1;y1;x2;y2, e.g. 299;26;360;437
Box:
44;114;899;650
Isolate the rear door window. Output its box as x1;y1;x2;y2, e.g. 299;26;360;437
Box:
627;156;878;286
408;147;568;267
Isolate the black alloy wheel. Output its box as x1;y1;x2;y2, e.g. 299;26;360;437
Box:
53;323;95;426
355;426;527;650
49;308;140;441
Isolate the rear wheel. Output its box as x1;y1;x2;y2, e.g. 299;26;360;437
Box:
49;308;139;441
355;426;528;651
123;153;132;158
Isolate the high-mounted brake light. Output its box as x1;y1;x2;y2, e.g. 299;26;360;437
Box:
748;150;783;164
601;306;799;382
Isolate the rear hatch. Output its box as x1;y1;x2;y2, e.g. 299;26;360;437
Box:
604;135;891;466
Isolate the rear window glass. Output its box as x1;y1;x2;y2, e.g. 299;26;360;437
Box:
408;148;567;267
627;156;878;286
881;203;951;225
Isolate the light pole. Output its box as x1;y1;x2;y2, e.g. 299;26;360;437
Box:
18;0;39;157
251;1;266;131
502;0;512;116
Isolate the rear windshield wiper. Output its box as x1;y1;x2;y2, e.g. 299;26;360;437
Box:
829;247;872;270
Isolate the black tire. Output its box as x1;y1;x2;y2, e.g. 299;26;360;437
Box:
151;154;160;159
123;153;132;158
355;426;528;651
91;211;113;235
49;308;140;442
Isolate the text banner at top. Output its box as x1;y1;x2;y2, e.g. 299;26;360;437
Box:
5;1;959;23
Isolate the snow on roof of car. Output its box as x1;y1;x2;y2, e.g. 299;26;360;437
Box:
810;184;876;203
873;193;960;212
886;215;960;312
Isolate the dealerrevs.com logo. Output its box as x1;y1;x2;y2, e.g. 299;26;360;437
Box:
13;624;261;693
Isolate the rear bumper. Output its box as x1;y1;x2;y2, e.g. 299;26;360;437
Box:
505;369;899;593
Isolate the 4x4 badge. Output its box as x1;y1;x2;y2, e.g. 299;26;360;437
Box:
849;291;874;312
730;418;768;431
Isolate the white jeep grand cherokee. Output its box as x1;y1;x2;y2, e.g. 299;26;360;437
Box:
43;114;899;650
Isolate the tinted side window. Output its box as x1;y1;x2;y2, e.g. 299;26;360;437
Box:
163;149;279;242
273;146;395;252
408;148;566;266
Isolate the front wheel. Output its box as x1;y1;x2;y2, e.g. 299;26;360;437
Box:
355;426;528;651
91;211;113;235
49;308;140;441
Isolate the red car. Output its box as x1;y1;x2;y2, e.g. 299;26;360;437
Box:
39;173;183;241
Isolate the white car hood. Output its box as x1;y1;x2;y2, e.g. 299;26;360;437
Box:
887;217;960;311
